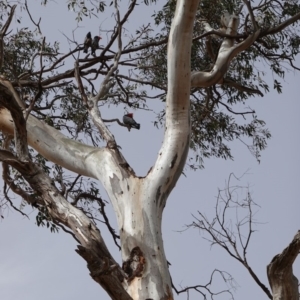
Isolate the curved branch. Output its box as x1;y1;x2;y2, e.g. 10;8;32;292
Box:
221;77;264;96
102;118;127;128
191;18;261;88
218;100;255;116
199;21;247;40
261;11;300;37
0;107;115;179
267;231;300;300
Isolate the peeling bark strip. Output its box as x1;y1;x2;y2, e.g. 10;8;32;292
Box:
110;173;123;195
267;231;300;300
122;247;145;282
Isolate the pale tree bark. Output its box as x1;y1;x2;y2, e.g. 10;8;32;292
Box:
1;1;299;300
267;231;300;300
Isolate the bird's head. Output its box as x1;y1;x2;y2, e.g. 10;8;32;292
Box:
93;36;100;42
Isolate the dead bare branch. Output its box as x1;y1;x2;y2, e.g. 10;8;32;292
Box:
172;269;236;299
25;0;42;35
187;172;272;299
267;231;300;300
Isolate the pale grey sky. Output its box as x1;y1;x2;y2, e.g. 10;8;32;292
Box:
0;1;299;300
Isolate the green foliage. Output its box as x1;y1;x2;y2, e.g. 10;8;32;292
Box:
36;206;59;233
143;0;157;5
1;27;58;80
66;0;106;22
1;0;300;223
41;0;157;22
138;0;300;168
1;29;39;80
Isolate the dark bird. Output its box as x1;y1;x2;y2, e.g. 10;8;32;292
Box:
91;36;101;56
83;32;92;53
123;113;140;130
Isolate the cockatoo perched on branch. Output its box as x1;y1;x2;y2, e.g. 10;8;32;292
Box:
91;36;102;56
83;32;92;53
123;113;140;130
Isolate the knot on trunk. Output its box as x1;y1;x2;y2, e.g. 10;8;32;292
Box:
122;246;145;282
107;140;118;149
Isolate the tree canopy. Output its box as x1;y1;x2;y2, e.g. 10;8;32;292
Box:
0;1;300;299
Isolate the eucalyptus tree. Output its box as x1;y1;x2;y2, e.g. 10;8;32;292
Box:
0;0;300;299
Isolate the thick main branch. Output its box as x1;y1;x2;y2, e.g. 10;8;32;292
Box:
147;0;200;207
0;107;124;180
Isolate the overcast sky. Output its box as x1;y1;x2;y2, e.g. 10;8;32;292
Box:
0;1;299;300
